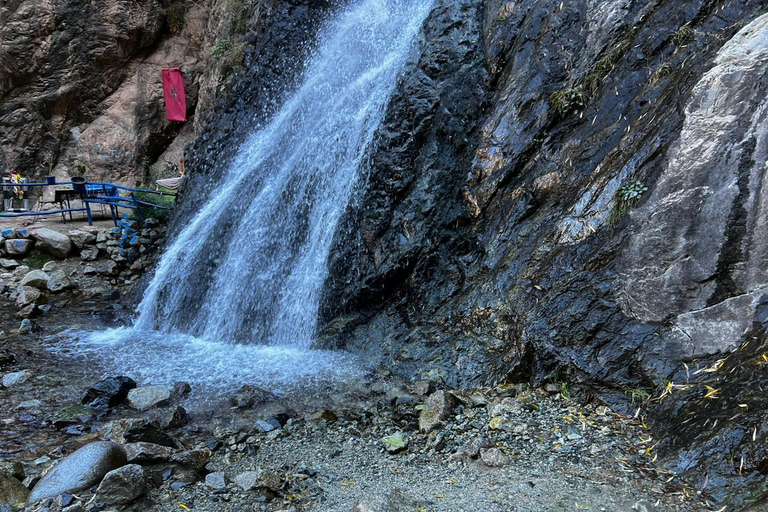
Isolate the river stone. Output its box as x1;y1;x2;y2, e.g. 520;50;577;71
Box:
419;390;455;433
15;286;40;308
0;259;18;269
67;230;96;249
2;371;30;387
82;376;137;411
29;228;72;258
18;319;33;334
20;270;50;288
4;239;33;256
231;384;275;408
162;405;188;429
27;441;127;504
123;420;175;447
479;447;507;467
234;470;261;491
79;246;99;261
127;385;171;411
204;472;226;490
0;473;29;505
94;259;118;275
95;464;147;506
47;270;72;293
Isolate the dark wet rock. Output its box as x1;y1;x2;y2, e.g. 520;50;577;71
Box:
172;381;192;397
231;384;275;408
419;390;455;433
27;441;127;504
82;376;137;412
162;406;188;429
127;385;171;411
123;420;176;448
0;473;29;505
95;464;147;506
51;405;93;430
0;350;13;368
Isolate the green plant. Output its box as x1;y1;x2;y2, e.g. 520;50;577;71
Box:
222;42;247;70
624;387;652;405
167;4;186;35
550;86;586;117
210;40;232;59
610;179;648;223
74;163;87;176
24;252;54;269
559;382;571;401
130;186;176;224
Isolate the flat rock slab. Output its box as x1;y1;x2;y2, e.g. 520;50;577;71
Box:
127;386;171;411
27;441;127;504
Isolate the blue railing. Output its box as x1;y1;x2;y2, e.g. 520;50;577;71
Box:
1;180;174;226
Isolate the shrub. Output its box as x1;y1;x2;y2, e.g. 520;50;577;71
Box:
130;187;176;224
210;40;232;59
610;179;648;224
550;86;586;117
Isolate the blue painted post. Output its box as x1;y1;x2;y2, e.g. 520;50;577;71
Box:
85;199;92;226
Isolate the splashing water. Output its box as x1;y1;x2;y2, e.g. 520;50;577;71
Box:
57;0;434;392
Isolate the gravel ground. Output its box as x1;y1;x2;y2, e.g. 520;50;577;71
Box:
0;301;718;512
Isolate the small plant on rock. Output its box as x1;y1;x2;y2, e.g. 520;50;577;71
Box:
211;40;232;59
167;4;186;35
550;86;586;117
610;179;648;224
673;24;694;47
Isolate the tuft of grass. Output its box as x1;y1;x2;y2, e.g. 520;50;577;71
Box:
672;24;694;47
624;387;652;405
610;179;648;224
210;40;232;59
24;251;55;269
550;86;586;117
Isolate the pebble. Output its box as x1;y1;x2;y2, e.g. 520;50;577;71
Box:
204;471;226;490
2;370;30;387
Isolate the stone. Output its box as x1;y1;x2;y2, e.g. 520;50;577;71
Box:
0;461;24;481
123;442;175;464
83;265;97;275
4;239;33;256
0;473;29;505
80;246;99;261
0;259;18;269
51;405;93;429
234;470;261;491
82;376;137;411
230;384;275;408
127;385;171;411
29;228;72;258
172;381;191;396
419;390;455;433
204;472;226;490
27;441;127;503
20;270;50;288
123;420;176;447
18;319;33;334
15;286;40;308
68;230;97;249
162;406;188;429
2;370;30;387
94;260;118;276
254;419;280;433
47;270;72;293
381;432;408;454
479;447;507;467
95;464;147;506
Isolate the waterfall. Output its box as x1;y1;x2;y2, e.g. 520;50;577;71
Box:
135;0;434;347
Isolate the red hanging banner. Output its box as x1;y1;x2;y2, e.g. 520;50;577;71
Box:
162;68;187;122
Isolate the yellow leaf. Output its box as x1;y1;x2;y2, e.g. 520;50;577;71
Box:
533;284;543;291
178;504;190;511
564;416;574;422
489;416;503;429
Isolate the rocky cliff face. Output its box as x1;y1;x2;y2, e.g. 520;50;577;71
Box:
0;0;272;191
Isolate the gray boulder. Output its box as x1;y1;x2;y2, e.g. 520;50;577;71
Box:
80;246;99;261
127;386;171;411
95;464;147;506
0;259;18;269
15;286;40;307
4;239;33;256
27;441;127;503
47;270;72;293
68;230;96;249
29;228;72;258
20;270;50;288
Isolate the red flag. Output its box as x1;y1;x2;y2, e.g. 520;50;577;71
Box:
162;68;187;122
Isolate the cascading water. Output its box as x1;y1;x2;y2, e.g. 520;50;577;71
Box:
57;0;434;394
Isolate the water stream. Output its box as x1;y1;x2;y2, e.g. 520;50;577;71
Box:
58;0;435;393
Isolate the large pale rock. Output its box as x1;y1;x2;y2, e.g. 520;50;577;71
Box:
20;270;50;288
418;390;455;433
27;441;127;503
68;230;97;249
0;259;18;269
4;239;33;256
127;385;171;411
95;464;147;506
29;228;72;258
619;13;768;359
